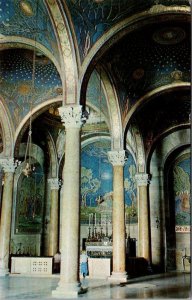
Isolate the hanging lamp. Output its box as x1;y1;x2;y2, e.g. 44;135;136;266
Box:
97;67;104;204
22;5;38;177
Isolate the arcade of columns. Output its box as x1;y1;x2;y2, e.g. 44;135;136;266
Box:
0;105;153;298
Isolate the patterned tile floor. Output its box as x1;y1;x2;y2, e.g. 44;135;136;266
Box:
0;272;190;299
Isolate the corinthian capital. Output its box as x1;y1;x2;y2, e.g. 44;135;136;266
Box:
108;150;126;166
48;178;60;190
135;173;150;186
0;158;19;173
58;105;87;129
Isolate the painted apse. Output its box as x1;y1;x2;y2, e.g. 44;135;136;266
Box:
80;140;137;230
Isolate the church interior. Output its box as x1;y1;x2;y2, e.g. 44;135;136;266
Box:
0;0;191;299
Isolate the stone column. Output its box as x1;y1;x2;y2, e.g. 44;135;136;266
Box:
48;178;60;257
52;106;86;298
108;150;127;282
135;173;151;262
0;158;16;276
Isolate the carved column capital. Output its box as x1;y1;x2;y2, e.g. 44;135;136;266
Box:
58;105;87;129
108;150;126;166
0;158;20;173
48;178;60;190
135;173;150;186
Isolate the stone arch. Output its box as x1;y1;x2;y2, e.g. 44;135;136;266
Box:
96;67;123;151
14;97;62;156
46;131;58;178
0;37;61;75
0;97;14;158
45;0;78;104
148;128;190;271
80;6;190;89
124;83;190;130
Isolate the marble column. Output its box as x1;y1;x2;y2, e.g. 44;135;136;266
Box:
48;178;59;257
0;158;16;276
135;173;151;262
108;150;127;282
52;106;86;298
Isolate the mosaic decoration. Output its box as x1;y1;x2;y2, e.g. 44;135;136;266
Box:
0;49;62;128
86;70;109;119
173;154;190;232
80;140;137;224
65;0;189;61
15;162;45;234
0;0;59;59
102;23;190;118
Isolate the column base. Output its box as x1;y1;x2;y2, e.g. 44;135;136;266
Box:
108;271;128;282
0;268;9;277
52;282;85;298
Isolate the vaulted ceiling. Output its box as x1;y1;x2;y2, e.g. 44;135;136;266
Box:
0;0;191;161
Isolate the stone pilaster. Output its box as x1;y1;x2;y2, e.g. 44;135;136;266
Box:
135;173;151;261
108;150;127;282
48;178;60;257
0;158;17;276
52;106;86;298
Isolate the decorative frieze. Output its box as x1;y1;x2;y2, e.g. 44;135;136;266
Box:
48;178;60;190
108;150;126;166
0;158;20;173
58;105;87;128
135;173;150;186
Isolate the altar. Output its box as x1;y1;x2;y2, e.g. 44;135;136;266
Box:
86;242;112;278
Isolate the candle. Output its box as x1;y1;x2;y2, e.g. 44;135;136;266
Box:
95;213;96;226
89;214;90;227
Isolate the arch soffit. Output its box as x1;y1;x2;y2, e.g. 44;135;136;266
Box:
96;66;123;150
123;82;190;131
0;97;14;158
46;130;58;178
14;97;62;148
0;37;61;76
130;124;145;173
149;128;190;173
45;0;78;104
80;6;190;80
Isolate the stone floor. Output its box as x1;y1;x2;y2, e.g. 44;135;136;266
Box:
0;272;190;299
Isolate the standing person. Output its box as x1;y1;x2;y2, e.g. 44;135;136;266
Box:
80;250;88;278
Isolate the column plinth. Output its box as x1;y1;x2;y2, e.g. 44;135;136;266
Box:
108;150;127;282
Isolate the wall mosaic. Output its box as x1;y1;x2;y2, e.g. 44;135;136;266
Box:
0;49;62;128
173;154;190;232
80;140;137;225
0;0;59;60
15;161;45;234
65;0;189;61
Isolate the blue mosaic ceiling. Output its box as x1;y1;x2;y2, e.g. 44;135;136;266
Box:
0;48;62;128
64;0;190;61
101;22;190;115
0;0;59;60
